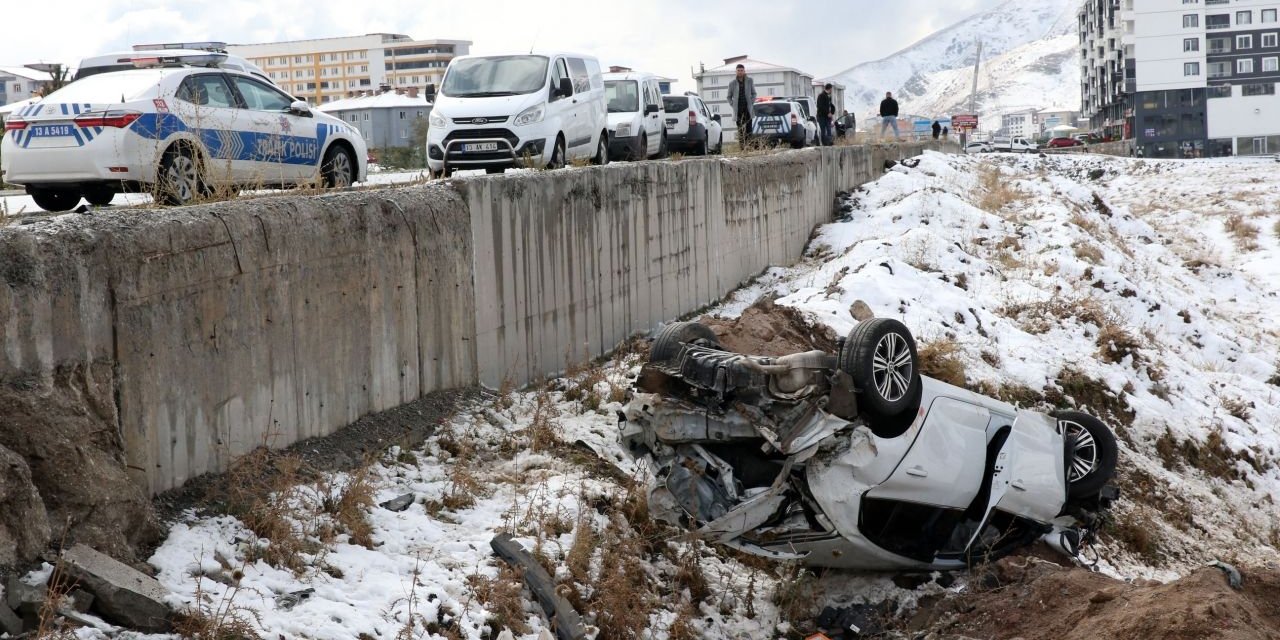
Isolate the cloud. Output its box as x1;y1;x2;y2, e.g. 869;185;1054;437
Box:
3;0;1007;92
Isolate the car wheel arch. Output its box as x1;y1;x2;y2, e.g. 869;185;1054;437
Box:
321;138;359;181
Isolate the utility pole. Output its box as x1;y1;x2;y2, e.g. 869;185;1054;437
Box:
969;39;983;116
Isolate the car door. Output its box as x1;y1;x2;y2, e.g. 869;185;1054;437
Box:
170;73;252;184
565;57;594;155
227;74;321;185
864;397;991;508
548;57;576;155
643;80;663;155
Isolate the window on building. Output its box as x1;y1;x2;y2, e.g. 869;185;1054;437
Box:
1185;62;1201;76
1184;38;1200;52
1265;57;1280;72
1266;9;1279;23
1184;14;1200;27
1183;0;1198;3
363;113;369;121
399;111;405;119
1237;10;1253;25
1209;37;1231;53
1265;33;1279;48
1238;34;1254;49
1209;61;1232;78
294;56;302;64
1208;84;1232;98
1243;83;1276;95
1238;58;1255;74
1207;14;1230;29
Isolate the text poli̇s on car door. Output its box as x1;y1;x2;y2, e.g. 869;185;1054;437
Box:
171;73;254;183
228;75;321;185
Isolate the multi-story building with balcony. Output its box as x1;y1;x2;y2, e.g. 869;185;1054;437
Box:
228;34;470;105
1079;0;1136;140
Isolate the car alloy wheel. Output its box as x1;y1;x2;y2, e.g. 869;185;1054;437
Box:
1060;419;1099;482
327;149;354;188
872;332;913;402
164;153;199;204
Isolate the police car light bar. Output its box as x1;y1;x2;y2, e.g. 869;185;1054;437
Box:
133;42;229;53
128;53;229;68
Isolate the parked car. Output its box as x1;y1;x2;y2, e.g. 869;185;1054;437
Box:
992;136;1037;153
759;96;820;146
620;320;1119;570
1;54;367;212
603;71;667;161
74;42;273;86
1047;137;1085;148
661;93;722;155
751;100;818;148
965;141;993;154
424;52;609;176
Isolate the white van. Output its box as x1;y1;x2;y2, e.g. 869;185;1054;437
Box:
603;71;667;160
425;53;609;175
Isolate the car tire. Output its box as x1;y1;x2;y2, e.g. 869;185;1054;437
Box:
840;318;922;417
28;188;80;212
321;145;355;188
638;133;647;161
157;146;202;206
696;136;708;156
1056;411;1118;499
592;133;609;165
650;321;720;364
715;133;724;155
656;132;668;159
83;186;115;207
547;137;566;170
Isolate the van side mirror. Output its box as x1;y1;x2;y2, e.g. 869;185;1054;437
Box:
557;77;573;98
424;83;436;100
645;104;659;115
712;114;721;122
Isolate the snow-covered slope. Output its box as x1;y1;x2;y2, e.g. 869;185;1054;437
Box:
900;34;1080;125
830;0;1078;116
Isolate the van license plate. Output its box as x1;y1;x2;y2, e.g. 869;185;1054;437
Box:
462;142;499;152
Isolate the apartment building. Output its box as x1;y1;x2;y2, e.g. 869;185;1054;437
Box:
228;34;470;105
0;66;52;107
1127;0;1280;157
1079;0;1136;139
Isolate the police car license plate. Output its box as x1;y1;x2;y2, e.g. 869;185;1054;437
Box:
462;142;499;152
28;124;76;138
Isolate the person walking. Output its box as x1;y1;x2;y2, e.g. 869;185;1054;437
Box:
931;120;941;140
879;91;900;141
942;125;949;140
727;64;757;147
817;83;836;146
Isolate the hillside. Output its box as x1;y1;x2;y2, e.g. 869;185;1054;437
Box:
829;0;1078;117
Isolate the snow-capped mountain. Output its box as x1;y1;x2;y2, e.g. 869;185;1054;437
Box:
829;0;1079;118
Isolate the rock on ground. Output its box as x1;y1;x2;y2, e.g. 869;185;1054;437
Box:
61;543;171;632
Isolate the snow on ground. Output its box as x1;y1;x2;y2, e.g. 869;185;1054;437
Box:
34;150;1280;638
715;150;1280;578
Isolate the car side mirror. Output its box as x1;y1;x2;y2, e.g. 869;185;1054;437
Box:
808;116;817;123
424;83;436;100
712;114;721;122
645;104;659;114
556;77;573;98
289;100;312;117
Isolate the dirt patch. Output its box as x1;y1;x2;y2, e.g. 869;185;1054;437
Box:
700;298;839;357
153;387;479;525
910;557;1280;640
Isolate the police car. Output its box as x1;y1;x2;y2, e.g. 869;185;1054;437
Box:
1;52;367;212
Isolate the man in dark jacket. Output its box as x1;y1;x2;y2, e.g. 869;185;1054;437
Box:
931;120;941;139
879;91;900;141
727;64;757;147
838;110;856;141
817;83;835;146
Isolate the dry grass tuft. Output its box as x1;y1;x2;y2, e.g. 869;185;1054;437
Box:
772;563;820;625
1107;510;1164;566
467;564;531;635
917;338;967;387
1221;396;1253;422
1073;241;1105;264
997;294;1111;335
976;165;1026;214
1225;214;1260;251
171;577;262;639
1096;322;1143;365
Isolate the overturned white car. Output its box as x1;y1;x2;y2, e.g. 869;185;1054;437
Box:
620;319;1119;570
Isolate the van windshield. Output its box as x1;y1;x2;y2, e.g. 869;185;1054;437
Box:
605;80;639;113
440;55;548;98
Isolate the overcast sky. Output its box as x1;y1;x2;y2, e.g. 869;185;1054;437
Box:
3;0;1007;89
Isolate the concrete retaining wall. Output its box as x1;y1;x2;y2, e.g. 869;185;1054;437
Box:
1045;140;1134;157
0;142;950;495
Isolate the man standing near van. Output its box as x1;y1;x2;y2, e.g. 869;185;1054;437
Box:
879;91;900;141
728;64;757;147
817;83;835;146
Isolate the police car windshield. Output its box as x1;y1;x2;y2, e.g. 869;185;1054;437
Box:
43;71;164;103
441;55;548;97
605;81;639;113
753;103;792;117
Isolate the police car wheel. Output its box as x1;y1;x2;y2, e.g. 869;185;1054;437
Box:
29;188;81;213
83;186;115;207
322;146;355;189
158;147;202;206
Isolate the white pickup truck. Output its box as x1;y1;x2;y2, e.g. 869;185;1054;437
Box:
992;136;1038;153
